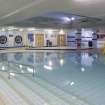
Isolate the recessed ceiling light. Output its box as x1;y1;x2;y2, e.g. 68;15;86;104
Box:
71;17;75;21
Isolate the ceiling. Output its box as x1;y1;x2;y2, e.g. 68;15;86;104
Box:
0;0;105;28
9;13;102;29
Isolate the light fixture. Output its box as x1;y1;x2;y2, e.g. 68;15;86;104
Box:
59;29;65;34
19;28;24;32
27;28;36;31
27;67;34;73
63;17;71;22
71;17;75;21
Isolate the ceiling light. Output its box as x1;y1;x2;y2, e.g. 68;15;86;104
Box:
27;28;36;31
59;29;65;34
71;17;75;21
19;28;24;32
63;17;71;22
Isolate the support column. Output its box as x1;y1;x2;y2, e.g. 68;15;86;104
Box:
76;29;81;49
92;31;98;49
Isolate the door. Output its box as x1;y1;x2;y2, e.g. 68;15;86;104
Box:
57;35;66;46
35;34;44;47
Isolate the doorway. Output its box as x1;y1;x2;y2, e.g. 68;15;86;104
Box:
57;35;66;46
35;34;44;47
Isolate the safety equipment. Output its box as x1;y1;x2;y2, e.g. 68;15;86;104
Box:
15;36;22;44
0;36;7;44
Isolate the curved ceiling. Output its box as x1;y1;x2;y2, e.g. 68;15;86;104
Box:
0;0;105;25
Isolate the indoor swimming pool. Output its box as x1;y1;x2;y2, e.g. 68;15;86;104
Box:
0;51;105;105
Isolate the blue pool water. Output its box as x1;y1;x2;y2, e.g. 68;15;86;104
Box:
0;51;105;105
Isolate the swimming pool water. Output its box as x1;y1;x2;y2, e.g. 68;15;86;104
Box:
0;51;105;105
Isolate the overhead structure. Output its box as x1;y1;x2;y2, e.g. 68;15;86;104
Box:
0;0;105;26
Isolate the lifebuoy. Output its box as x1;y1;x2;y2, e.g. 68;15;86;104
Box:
15;36;22;44
0;36;7;44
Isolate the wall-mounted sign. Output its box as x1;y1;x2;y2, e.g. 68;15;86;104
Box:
9;34;14;37
28;33;34;42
